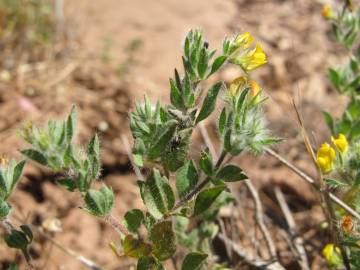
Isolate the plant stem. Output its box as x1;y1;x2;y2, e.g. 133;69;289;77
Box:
171;150;227;212
104;213;129;235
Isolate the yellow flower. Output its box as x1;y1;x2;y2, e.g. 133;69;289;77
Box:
233;44;267;72
322;4;333;19
316;143;336;173
229;76;247;96
229;77;262;101
331;133;348;154
249;80;261;97
234;32;254;49
0;155;9;168
322;244;343;267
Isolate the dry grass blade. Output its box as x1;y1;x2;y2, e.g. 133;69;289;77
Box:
274;187;309;270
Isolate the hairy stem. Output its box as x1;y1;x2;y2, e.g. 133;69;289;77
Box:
104;213;129;235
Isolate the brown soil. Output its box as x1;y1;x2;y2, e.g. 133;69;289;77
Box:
0;0;350;269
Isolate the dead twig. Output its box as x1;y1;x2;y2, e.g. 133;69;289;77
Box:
218;233;285;270
245;180;278;261
274;186;309;270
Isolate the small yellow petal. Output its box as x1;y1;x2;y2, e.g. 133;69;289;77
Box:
331;133;348;153
229;76;247;97
316;143;335;174
322;4;333;19
322;244;342;266
234;32;254;49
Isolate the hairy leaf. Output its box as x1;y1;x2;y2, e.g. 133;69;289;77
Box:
176;160;198;199
150;220;176;261
194;186;225;216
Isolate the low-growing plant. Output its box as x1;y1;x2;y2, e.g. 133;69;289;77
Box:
0;29;279;269
1;11;360;269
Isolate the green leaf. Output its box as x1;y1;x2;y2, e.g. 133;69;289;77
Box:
325;178;348;188
328;68;341;90
123;235;152;258
196;82;223;123
87;135;101;179
19;225;33;243
123;209;144;233
21;149;48;166
140;169;175;219
4;229;30;250
210;55;227;76
88;134;100;158
7;264;18;270
170;79;185;110
150;220;176;261
63;145;74;168
148;120;177;160
236;88;250;112
0;172;7;199
183;73;195;108
216;165;247;182
197;47;208;79
56;178;76;192
223;129;232;153
0;199;11;220
144;212;156;231
322;111;335;134
176;160;198;199
84;185;114;217
194;186;225;216
12;160;25;192
137;256;164;270
218;108;227;136
199;149;213;176
350;121;360;140
133;154;144;167
181;252;208;270
66;105;77;142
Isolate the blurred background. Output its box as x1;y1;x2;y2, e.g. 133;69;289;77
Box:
0;0;351;269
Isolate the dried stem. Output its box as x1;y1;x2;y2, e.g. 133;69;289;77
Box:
274;186;309;270
218;233;285;270
245;180;278;261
